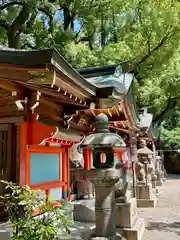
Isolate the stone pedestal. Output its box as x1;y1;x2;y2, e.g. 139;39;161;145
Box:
151;177;157;189
163;177;166;182
0;230;11;240
135;184;157;208
116;198;144;240
156;170;165;186
87;169;125;240
156;179;163;186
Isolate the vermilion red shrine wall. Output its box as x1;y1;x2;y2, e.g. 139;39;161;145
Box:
20;115;56;185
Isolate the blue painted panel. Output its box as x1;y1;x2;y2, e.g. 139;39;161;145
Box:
30;153;60;185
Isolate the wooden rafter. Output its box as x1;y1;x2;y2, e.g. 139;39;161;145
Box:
0;79;25;96
11;80;89;107
110;125;129;133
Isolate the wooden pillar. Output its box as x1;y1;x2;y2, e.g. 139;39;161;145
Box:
20;119;33;186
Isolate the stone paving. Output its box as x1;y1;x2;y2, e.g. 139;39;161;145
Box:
139;174;180;240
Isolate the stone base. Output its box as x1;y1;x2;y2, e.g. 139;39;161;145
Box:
151;179;156;189
135;184;153;199
135;184;157;208
73;199;95;222
116;198;144;240
90;233;126;240
156;180;163;186
136;197;157;208
118;218;144;240
0;230;11;240
116;198;138;228
59;221;95;240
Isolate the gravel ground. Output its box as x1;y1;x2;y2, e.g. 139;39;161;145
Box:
139;175;180;240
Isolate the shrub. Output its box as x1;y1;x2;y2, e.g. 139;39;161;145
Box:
0;181;72;240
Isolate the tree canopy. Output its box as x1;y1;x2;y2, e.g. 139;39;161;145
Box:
1;0;180;129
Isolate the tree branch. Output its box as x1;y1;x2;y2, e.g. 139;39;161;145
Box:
153;95;180;124
139;30;173;66
74;22;84;41
131;29;174;80
11;1;33;33
7;1;34;48
38;6;53;32
22;9;37;34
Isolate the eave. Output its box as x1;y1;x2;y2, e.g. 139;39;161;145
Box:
0;47;129;104
0;47;97;100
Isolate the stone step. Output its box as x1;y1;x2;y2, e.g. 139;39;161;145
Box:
117;218;145;240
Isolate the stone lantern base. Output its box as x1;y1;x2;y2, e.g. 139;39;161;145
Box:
87;169;126;240
156;179;163;186
116;198;144;240
156;170;165;187
163;177;166;182
151;175;157;189
135;184;157;208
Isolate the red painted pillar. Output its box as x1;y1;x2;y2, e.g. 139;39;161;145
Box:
88;149;93;169
83;149;89;169
62;150;68;198
66;148;70;194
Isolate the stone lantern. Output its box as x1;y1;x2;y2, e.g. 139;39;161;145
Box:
81;113;126;240
136;139;156;185
135;139;157;208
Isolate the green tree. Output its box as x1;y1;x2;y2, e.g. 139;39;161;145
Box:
1;0;180;124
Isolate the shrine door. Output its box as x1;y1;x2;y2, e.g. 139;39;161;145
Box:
0;124;16;220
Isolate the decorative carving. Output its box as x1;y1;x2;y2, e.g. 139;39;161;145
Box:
155;154;165;184
115;162;132;202
135;160;146;184
69;138;84;167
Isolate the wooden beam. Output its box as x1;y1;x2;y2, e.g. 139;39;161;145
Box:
35;105;64;123
0;116;25;124
110;125;129;133
68;121;90;133
0;63;48;72
109;115;127;122
0;79;25;95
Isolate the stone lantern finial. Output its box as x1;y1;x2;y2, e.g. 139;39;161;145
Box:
94;113;109;133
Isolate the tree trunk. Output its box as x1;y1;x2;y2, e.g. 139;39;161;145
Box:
101;13;106;48
63;6;74;30
8;31;20;48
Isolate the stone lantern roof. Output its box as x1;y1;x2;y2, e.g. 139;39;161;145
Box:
137;139;153;155
137;147;153;155
81;114;126;149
